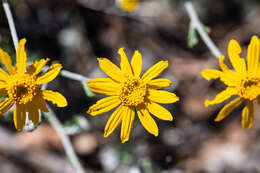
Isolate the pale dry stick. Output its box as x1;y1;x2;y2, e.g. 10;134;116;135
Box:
184;1;222;59
2;0;18;50
60;69;90;82
42;66;90;83
2;1;87;173
3;0;91;83
184;1;223;94
44;106;86;173
0;125;76;173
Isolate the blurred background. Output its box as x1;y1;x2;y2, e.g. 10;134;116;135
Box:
0;0;260;172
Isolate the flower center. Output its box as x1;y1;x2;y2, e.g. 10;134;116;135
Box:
119;77;147;106
7;73;40;104
238;76;260;100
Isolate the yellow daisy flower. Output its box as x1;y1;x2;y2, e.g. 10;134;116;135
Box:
202;35;260;129
0;38;67;130
116;0;139;12
87;48;179;143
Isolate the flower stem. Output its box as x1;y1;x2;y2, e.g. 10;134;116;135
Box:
3;0;91;83
44;107;87;173
60;69;90;82
184;1;222;59
2;0;18;50
2;1;88;172
43;66;90;83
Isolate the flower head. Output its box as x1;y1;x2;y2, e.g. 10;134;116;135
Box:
87;48;179;143
202;35;260;129
0;38;67;130
116;0;139;12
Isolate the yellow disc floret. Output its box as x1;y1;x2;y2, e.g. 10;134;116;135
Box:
237;76;260;100
119;77;147;106
7;73;40;104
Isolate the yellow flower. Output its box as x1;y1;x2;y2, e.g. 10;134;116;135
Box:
117;0;139;12
87;48;179;143
0;38;67;130
202;35;260;129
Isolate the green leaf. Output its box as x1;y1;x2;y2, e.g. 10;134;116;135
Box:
51;60;61;64
187;22;199;48
115;143;133;164
81;81;95;98
0;111;13;122
27;54;40;64
187;22;211;48
203;25;211;33
142;158;154;173
63;115;90;135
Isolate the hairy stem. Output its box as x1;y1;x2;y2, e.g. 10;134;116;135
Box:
2;0;18;50
184;1;222;58
42;66;90;83
44;107;86;173
2;1;87;172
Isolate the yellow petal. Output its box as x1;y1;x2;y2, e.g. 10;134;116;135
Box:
34;93;49;112
241;101;254;129
247;35;260;75
257;62;260;77
131;50;142;77
147;89;179;104
0;80;8;90
118;48;133;76
42;90;67;107
37;64;62;84
219;56;231;72
0;49;16;75
142;61;168;82
97;58;123;82
147;102;173;121
0;98;14;114
205;87;237;107
88;96;121;116
121;106;135;143
27;102;39;125
201;69;240;86
16;38;27;73
0;67;10;81
201;69;222;80
228;39;246;73
119;0;139;12
27;58;50;75
220;72;242;86
13;103;26;131
148;78;172;89
214;97;243;122
87;78;120;96
104;105;124;137
137;104;158;136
